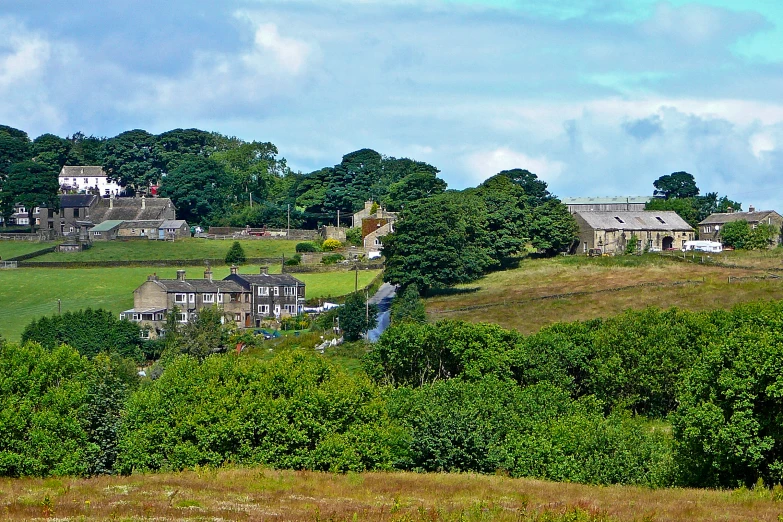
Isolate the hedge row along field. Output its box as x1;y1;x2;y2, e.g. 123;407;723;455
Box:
5;300;783;489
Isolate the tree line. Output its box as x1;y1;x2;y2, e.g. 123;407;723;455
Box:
7;299;783;488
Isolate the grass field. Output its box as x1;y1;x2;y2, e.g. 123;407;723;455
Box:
33;238;299;262
2;468;782;521
425;253;783;334
0;265;380;341
0;240;55;260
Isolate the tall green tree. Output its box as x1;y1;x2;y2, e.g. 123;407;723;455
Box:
383;192;493;293
103;129;162;191
66;132;105;165
653;171;700;199
384;171;447;212
158;156;231;223
390;284;427;325
3;160;60;231
338;292;378;342
499;168;552;206
471;174;528;267
528;199;579;255
32;133;71;172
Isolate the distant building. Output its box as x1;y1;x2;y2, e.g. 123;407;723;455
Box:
562;197;652;214
352;200;398;250
224;266;306;328
574;210;694;254
699;207;783;246
59;166;124;196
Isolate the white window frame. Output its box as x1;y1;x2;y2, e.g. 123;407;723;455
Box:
257;304;269;315
203;293;215;303
273;286;279;296
174;293;186;303
217;293;224;303
177;313;187;323
188;293;195;304
258;286;269;296
274;304;281;316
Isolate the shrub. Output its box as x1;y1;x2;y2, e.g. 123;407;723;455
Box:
284;258;300;266
296;242;318;253
224;241;246;264
322;238;342;251
345;227;363;247
322;253;345;265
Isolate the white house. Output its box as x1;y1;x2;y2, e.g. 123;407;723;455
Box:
59;166;124;196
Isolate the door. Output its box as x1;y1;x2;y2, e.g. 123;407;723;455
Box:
662;236;674;250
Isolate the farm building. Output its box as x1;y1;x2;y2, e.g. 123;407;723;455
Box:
574;210;694;255
89;220;123;241
699;208;783;246
562;196;652;213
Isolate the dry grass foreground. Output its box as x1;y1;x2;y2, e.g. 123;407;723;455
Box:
3;468;783;521
425;254;783;334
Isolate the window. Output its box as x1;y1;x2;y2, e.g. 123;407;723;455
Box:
614;216;625;224
655;216;666;224
177;313;187;322
217;293;224;303
132;313;140;321
274;286;279;296
69;227;74;232
155;313;164;320
188;293;195;303
257;304;269;315
93;231;101;236
73;208;80;218
203;293;215;303
234;314;241;322
174;293;186;303
84;177;89;183
140;330;150;339
258;286;269;296
284;286;297;296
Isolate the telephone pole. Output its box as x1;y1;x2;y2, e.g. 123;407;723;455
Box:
287;203;290;238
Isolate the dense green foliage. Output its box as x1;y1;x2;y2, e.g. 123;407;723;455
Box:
390;284;427;325
224;240;247;264
21;308;145;361
646;173;742;230
653;171;700;199
338;292;379;341
720;220;778;250
384;171;577;292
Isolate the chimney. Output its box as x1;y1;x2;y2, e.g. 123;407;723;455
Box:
230;265;238;275
141;195;146;210
176;270;186;281
204;268;213;281
749;205;755;213
260;266;268;275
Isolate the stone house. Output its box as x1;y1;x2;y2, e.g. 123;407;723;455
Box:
121;268;251;338
159;220;190;240
59;166;124;196
352;200;398;251
698;207;783;245
89;220;123;241
117;220;165;238
574;210;694;254
224;266;306;327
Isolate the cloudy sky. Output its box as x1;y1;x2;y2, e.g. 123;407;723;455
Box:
3;0;783;209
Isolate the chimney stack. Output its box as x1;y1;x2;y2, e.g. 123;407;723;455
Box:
141;195;146;210
204;268;213;281
260;266;268;275
176;270;186;281
230;265;238;275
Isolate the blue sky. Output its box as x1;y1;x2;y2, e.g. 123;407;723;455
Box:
3;0;783;209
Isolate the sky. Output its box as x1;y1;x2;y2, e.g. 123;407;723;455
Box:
3;0;783;209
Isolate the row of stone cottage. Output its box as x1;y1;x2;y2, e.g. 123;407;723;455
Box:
121;266;306;338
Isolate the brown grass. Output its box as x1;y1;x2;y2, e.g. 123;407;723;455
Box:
425;254;783;334
2;468;783;521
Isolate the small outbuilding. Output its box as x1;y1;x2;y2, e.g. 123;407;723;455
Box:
158;220;190;240
89;220;123;241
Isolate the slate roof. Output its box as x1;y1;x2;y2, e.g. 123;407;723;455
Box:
699;211;781;225
89;197;175;222
90;220;124;232
60;166;107;177
151;278;245;293
160;220;188;229
575;211;692;231
562;196;652;205
60;194;97;208
226;272;305;289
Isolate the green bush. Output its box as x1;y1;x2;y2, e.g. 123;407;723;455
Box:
322;253;345;265
296;242;318;253
345;227;363;247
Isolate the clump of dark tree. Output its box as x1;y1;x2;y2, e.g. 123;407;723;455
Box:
383;170;579;293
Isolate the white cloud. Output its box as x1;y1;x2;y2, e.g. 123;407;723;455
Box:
464;147;565;184
246;22;310;74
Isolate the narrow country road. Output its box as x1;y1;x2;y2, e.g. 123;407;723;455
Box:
366;282;396;342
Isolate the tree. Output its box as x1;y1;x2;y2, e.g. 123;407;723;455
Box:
383;171;447;211
325;149;383;213
338;292;378;342
390;284;427;325
32;133;71;172
3;160;60;231
66;132;105;165
719;220;751;249
645;197;700;229
383;192;493;294
471;174;527;267
498;168;552;206
225;241;246;264
653;172;699;199
527;200;579;255
0;125;31;177
102;129;162;191
158;156;230;223
176;306;233;360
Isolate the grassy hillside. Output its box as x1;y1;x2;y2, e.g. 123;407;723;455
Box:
0;240;55;260
33;237;299;262
0;265;380;341
3;467;782;521
425;253;783;334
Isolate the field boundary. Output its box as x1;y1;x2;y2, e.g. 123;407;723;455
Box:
7;245;58;262
429;279;705;314
661;252;783;272
17;257;284;269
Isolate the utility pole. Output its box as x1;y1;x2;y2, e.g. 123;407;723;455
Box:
287;203;290;239
337;210;340;229
355;264;358;292
249;192;252;208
